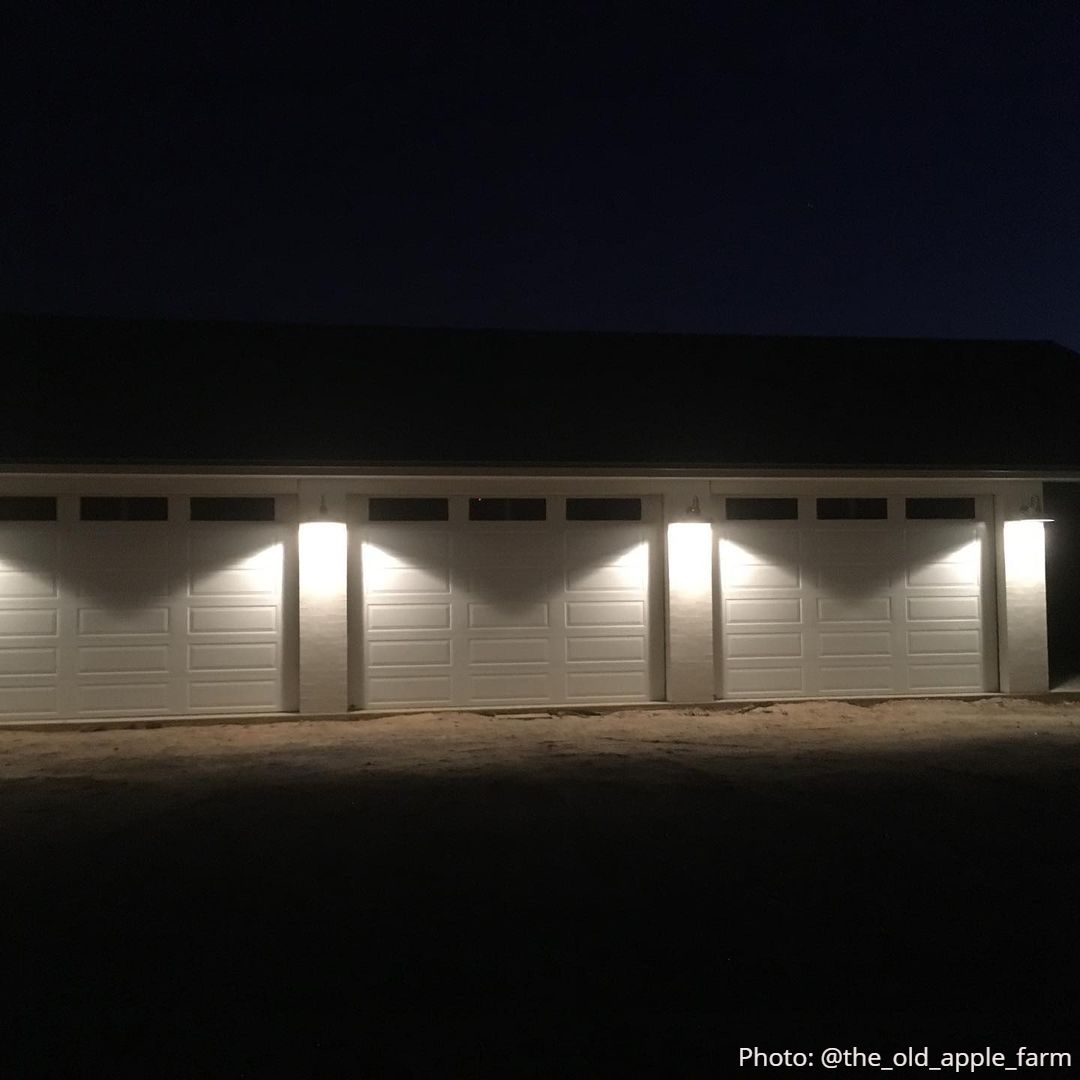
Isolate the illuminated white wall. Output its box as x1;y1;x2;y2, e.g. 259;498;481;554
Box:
665;518;715;702
1000;518;1050;694
298;492;349;714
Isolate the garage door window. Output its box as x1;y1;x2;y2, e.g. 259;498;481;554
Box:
369;498;449;521
566;498;641;521
816;498;887;520
190;497;276;521
80;497;168;521
469;498;546;521
0;497;57;521
905;497;976;520
726;497;798;520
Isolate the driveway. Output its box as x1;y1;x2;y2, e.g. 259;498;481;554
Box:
2;698;1078;1075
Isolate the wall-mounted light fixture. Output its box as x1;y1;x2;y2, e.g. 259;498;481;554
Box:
318;494;329;518
1014;494;1053;523
686;495;701;517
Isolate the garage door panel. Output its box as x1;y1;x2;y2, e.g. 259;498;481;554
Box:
188;643;277;671
73;528;170;566
77;570;170;600
725;598;803;624
188;606;277;633
908;629;981;655
78;606;170;635
565;600;643;627
467;567;548;597
0;571;58;598
187;680;280;711
726;667;805;694
0;609;58;636
908;663;983;691
468;637;549;663
369;603;451;630
567;671;646;700
818;596;892;622
79;645;169;673
819;666;895;692
906;595;981;621
817;564;892;592
371;639;454;666
907;562;979;587
0;527;57;565
361;520;655;707
0;647;57;675
190;568;279;596
721;517;992;699
188;530;282;566
468;602;549;628
365;675;453;706
0;686;56;714
460;531;553;565
721;530;800;564
565;534;647;591
0;521;288;719
810;530;900;558
566;635;644;662
725;633;803;659
819;632;892;657
78;682;170;714
470;673;552;703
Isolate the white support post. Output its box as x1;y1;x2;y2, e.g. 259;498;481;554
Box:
997;485;1051;694
298;485;349;714
664;491;715;702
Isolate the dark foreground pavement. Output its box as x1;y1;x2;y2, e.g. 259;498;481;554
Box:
1;716;1078;1077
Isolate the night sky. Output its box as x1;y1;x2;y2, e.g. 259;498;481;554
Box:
5;2;1080;350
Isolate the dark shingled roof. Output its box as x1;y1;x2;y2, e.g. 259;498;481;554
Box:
2;313;1078;471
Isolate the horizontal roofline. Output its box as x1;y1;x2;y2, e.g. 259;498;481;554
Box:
2;461;1080;482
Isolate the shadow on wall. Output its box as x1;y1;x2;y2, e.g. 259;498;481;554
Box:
1045;483;1080;689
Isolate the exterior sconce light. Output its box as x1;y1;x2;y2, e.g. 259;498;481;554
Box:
1014;495;1053;523
687;495;701;517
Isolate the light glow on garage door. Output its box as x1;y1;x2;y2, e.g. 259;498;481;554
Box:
299;521;347;598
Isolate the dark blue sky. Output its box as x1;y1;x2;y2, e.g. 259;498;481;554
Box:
5;2;1079;349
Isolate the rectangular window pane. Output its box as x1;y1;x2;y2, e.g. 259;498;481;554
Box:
190;497;276;521
816;498;887;520
369;498;449;522
905;497;976;520
469;498;546;521
566;498;642;521
726;497;798;521
0;497;57;521
80;497;168;521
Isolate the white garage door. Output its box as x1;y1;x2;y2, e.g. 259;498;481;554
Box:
718;500;996;698
0;504;291;719
357;502;658;708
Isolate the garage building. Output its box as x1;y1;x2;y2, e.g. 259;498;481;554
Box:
0;316;1073;721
